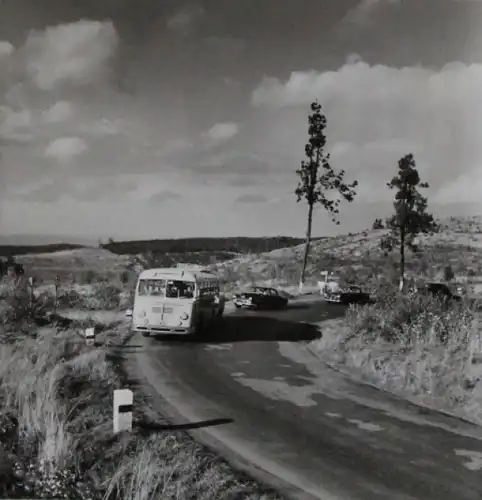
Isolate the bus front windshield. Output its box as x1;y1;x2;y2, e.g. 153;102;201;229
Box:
138;279;194;298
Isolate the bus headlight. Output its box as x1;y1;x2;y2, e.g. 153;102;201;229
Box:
180;312;189;320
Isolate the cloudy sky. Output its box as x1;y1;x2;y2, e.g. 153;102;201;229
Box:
1;0;482;240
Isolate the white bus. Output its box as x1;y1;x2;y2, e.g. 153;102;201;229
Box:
132;267;225;337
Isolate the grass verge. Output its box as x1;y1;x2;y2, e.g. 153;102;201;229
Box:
0;313;283;500
310;291;482;425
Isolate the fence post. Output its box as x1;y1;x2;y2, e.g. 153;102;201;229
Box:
113;389;133;434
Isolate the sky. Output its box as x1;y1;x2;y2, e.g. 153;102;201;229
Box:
1;0;482;240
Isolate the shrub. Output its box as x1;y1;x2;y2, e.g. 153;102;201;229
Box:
335;291;480;412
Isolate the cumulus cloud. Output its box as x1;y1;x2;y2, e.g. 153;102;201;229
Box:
43;101;74;123
0;109;33;132
16;176;138;203
0;20;122;183
251;59;482;204
203;122;239;145
148;190;182;204
23;20;118;90
0;41;14;58
234;193;269;204
45;136;87;162
166;5;205;33
339;0;400;30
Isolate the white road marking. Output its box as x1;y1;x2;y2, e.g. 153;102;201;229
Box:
325;412;343;418
235;378;319;407
347;419;384;432
205;344;233;351
454;449;482;471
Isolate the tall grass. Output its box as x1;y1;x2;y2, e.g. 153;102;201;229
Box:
0;291;282;500
326;290;482;421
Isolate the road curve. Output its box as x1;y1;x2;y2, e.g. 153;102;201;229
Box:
133;298;482;500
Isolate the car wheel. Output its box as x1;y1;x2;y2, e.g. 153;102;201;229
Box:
235;304;241;309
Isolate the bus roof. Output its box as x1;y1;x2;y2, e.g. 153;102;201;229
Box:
138;267;219;282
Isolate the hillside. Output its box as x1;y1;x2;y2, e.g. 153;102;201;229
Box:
210;216;482;294
0;243;87;257
9;216;482;294
102;236;325;257
14;248;132;283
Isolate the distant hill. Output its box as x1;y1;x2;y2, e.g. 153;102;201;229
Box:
0;243;87;257
102;236;325;256
0;236;328;262
0;235;97;246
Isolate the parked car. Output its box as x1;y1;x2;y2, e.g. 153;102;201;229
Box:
234;286;288;310
319;275;371;305
418;282;462;303
326;284;372;305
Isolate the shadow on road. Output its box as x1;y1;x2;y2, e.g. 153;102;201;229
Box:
286;303;312;310
152;316;322;344
135;417;234;436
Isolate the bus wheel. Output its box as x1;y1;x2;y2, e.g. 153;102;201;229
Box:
141;331;150;338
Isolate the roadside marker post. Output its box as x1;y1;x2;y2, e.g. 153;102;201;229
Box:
85;327;95;346
113;389;133;434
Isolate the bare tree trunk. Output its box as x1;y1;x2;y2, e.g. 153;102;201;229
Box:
299;202;314;293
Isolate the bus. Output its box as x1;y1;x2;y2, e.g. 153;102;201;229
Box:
132;267;225;337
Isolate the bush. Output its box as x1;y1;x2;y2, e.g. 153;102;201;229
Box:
334;291;481;413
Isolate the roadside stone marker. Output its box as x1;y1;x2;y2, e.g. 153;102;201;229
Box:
84;327;95;346
113;389;133;434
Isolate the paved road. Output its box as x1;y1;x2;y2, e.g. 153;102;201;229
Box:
133;298;482;500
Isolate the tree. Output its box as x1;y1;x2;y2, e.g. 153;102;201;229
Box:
295;101;358;290
372;218;384;230
382;154;438;291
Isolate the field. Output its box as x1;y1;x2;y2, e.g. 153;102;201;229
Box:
3;214;482;496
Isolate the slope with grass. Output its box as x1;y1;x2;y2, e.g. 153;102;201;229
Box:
0;284;283;499
213;216;482;295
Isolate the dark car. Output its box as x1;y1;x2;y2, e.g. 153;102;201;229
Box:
340;285;372;305
419;282;462;302
234;286;288;310
324;283;372;305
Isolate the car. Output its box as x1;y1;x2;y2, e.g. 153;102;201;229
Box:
325;284;372;305
320;276;371;305
234;286;288;310
418;282;462;302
